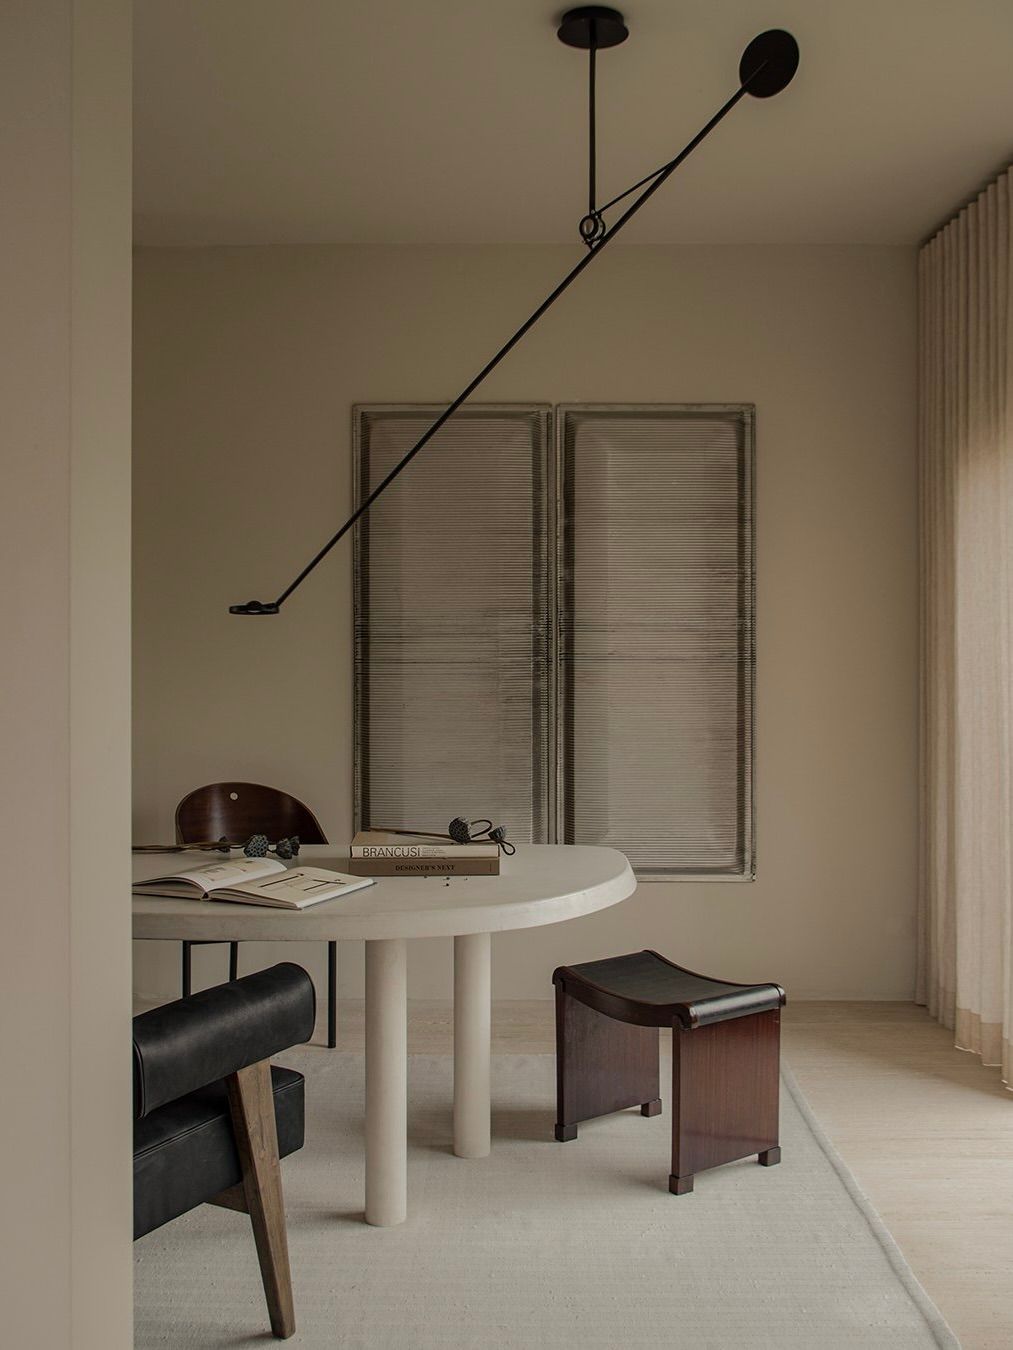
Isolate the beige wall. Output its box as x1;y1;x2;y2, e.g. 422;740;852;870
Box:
1;2;133;1346
133;242;917;1005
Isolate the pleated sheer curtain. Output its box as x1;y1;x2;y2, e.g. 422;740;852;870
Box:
918;166;1013;1087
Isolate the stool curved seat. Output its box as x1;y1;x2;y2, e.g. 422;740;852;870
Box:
553;949;785;1195
553;949;785;1030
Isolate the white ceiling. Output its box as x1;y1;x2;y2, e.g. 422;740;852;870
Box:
133;0;1013;248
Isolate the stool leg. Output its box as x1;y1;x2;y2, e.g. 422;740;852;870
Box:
554;982;578;1140
181;941;192;998
670;1010;781;1195
554;980;660;1141
229;941;239;982
670;1022;693;1195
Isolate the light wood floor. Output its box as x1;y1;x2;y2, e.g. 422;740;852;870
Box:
317;997;1011;1350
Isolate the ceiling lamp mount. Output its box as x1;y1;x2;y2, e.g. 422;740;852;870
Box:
230;18;799;615
558;7;631;247
557;9;798;249
556;6;629;51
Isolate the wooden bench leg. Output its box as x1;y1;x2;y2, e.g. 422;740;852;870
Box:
226;1060;295;1340
554;981;660;1140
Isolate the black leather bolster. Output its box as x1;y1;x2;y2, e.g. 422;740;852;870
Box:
133;962;316;1118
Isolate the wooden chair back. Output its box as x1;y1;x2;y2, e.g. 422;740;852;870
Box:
175;782;328;846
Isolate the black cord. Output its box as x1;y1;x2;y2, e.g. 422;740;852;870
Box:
595;159;669;219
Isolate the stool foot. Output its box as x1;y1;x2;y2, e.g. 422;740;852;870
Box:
640;1098;662;1117
758;1146;781;1167
555;1123;578;1142
669;1173;694;1195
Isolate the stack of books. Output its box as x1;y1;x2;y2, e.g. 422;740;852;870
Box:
347;830;500;877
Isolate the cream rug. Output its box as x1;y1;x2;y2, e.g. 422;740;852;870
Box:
135;1049;959;1349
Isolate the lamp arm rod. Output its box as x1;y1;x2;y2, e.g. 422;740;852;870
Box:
236;73;757;614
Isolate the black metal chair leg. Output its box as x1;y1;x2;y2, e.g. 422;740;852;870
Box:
327;941;337;1048
182;941;193;997
229;941;239;982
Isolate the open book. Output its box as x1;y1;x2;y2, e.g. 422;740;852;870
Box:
132;857;374;909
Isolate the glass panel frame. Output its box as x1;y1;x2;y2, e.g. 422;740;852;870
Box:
352;404;555;843
555;403;755;880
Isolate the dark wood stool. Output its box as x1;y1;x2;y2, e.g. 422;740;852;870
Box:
553;950;785;1194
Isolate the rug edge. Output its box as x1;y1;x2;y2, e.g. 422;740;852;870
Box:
778;1062;961;1350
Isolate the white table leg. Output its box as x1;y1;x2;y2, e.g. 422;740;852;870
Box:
365;937;407;1226
454;932;491;1159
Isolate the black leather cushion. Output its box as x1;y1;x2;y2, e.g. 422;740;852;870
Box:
133;963;315;1118
133;1065;304;1239
557;950;785;1029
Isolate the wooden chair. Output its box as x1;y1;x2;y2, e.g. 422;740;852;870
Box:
133;963;315;1339
553;950;785;1194
174;782;337;1048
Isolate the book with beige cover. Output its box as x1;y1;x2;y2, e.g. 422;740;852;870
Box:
348;830;500;877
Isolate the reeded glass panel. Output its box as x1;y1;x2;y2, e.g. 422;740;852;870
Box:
354;406;551;841
558;406;754;877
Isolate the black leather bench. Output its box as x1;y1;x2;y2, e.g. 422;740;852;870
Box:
553;950;785;1194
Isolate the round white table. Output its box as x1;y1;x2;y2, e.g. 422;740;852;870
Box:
133;843;636;1226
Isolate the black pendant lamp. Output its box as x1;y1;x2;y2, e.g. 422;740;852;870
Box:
231;12;798;615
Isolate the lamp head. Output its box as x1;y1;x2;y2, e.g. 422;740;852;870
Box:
229;599;281;615
739;29;799;97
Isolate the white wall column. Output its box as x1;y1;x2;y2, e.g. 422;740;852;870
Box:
0;3;133;1346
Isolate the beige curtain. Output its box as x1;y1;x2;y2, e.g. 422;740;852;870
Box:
918;167;1013;1087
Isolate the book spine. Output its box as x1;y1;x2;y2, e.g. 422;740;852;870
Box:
346;857;500;877
349;844;498;860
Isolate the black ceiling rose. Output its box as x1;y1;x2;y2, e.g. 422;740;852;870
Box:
557;7;629;50
739;29;800;98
